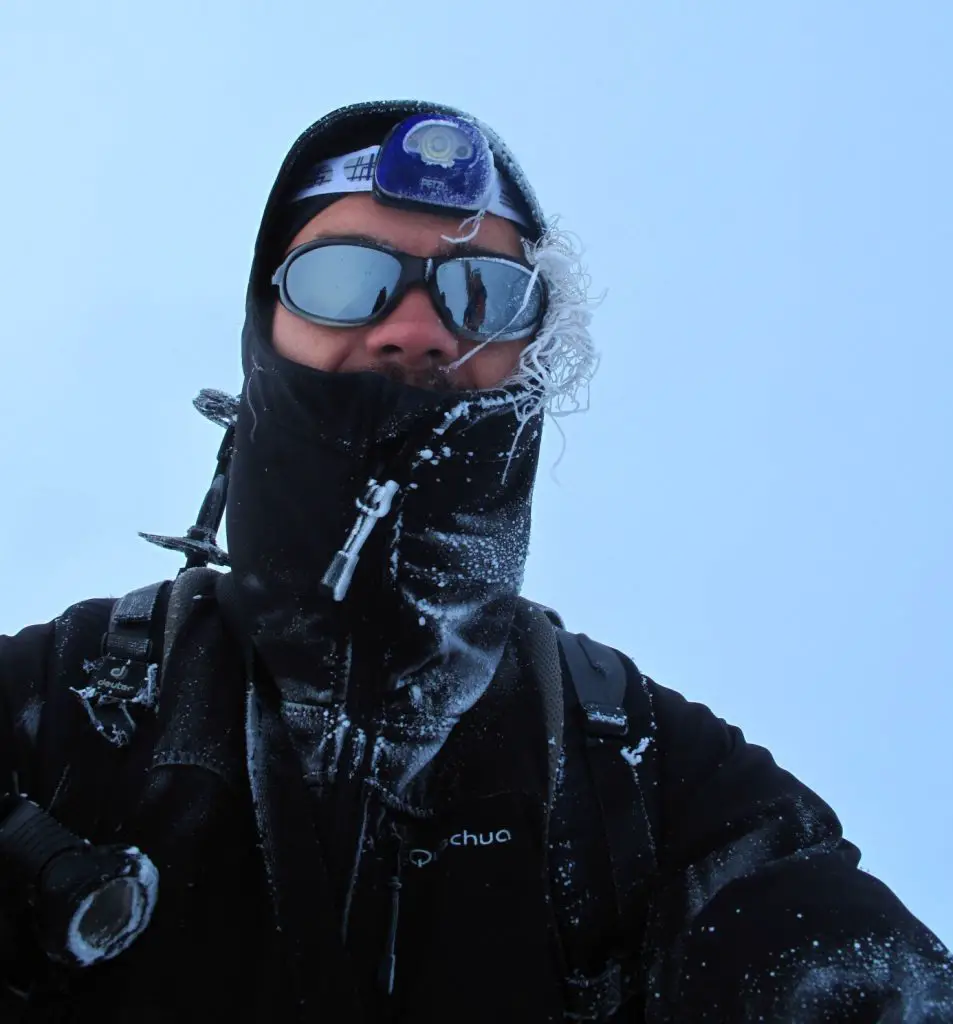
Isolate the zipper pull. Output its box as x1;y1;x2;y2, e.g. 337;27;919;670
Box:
377;824;405;996
322;479;400;602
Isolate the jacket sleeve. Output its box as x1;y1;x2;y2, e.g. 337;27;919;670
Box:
0;615;59;1006
0;599;115;801
0;618;59;803
0;603;113;980
638;678;953;1023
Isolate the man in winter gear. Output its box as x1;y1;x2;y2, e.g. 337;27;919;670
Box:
1;100;951;1023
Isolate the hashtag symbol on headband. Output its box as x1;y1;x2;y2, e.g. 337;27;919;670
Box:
344;153;378;182
309;164;334;187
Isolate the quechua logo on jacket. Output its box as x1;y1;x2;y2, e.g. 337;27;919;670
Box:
408;828;513;868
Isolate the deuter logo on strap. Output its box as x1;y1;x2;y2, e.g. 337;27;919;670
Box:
408;828;513;868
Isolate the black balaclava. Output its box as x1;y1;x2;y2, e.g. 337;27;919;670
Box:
225;101;547;801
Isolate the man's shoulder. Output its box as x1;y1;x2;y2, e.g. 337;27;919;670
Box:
1;594;115;644
514;606;755;785
514;600;655;713
0;571;208;714
45;568;223;664
0;595;118;691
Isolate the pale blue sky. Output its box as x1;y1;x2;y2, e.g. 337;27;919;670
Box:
1;2;950;945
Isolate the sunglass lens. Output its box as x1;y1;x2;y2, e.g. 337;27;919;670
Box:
436;259;542;339
285;245;402;323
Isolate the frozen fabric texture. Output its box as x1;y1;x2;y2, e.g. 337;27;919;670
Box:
2;595;953;1021
225;339;541;799
631;680;953;1022
227;98;548;806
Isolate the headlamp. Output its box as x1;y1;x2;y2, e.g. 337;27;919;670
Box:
375;114;495;217
291;113;531;233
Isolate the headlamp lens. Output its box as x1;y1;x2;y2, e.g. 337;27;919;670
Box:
404;123;475;167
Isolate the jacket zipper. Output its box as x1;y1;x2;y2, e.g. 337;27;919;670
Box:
328;437;418;996
377;820;405;996
322;478;400;602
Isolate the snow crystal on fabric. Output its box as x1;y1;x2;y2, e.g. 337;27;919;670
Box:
621;736;652;767
279;701;366;789
770;934;953;1022
15;695;42;745
549;837;587;930
363;394;535;794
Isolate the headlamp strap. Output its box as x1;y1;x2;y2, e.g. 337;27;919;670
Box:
292;144;531;231
290;101;535;237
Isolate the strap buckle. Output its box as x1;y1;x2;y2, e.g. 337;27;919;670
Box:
579;702;628;739
68;584;164;747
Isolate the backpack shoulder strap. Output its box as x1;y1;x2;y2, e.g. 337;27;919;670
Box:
555;630;658;1021
556;626;651;1019
515;599;565;843
555;629;658;908
52;568;221;831
71;567;222;745
162;567;222;668
518;599;660;1022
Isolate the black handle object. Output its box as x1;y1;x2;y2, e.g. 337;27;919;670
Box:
0;797;158;967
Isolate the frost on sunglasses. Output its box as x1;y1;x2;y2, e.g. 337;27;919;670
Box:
272;239;545;342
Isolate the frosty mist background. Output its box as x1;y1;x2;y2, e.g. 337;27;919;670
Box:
0;2;950;946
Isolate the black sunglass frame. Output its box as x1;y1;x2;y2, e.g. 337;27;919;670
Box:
271;237;546;343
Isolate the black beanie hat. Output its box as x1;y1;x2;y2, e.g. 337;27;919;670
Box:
265;194;341;263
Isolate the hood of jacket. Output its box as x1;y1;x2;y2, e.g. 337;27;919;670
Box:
224;100;546;799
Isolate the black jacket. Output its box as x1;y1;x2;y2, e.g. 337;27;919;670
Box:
1;574;951;1022
3;100;951;1021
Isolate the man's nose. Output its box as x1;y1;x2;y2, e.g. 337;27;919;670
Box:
364;286;459;366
